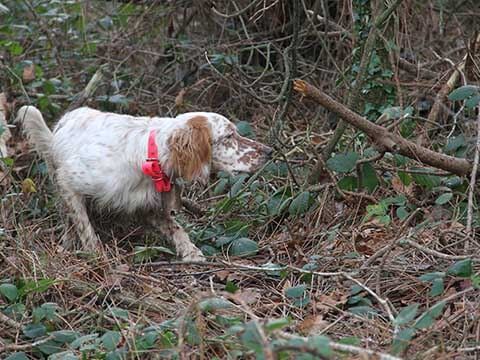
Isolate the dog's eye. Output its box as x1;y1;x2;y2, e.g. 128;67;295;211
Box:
226;134;234;139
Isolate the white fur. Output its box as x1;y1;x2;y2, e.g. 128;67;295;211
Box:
16;106;271;260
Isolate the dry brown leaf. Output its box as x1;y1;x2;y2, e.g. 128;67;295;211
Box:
391;175;413;196
297;314;329;335
233;288;261;305
315;291;348;312
175;88;186;108
22;63;36;83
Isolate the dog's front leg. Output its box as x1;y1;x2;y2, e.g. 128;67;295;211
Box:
151;216;205;261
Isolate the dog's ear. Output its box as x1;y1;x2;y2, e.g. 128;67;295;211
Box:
167;116;212;182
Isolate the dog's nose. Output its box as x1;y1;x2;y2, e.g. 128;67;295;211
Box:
265;146;273;158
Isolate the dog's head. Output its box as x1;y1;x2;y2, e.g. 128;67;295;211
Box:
167;113;272;183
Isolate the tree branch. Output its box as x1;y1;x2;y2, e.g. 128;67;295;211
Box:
294;79;472;176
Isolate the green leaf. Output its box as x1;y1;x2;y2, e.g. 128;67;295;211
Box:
198;297;232;312
213;178;229;195
398;171;412;186
18;278;56;297
225;280;238;293
0;283;18;302
134;245;175;262
51;331;80;344
236;121;255;139
230;173;249;197
396;206;409;220
472;275;480;289
435;193;453;205
108;94;130;106
101;331;121;351
265;318;290;332
394;304;419;325
360;163;379;192
414;301;446;329
228;237;258;256
419;272;445;282
36;340;63;355
23;323;46;339
109;307;129;320
348;305;378;316
70;334;99;349
391;327;415;355
326;152;359;173
411;171;441;190
338;176;357;191
444;135;466;154
310;335;331;358
5;353;29;360
465;94;480;109
448;85;478;101
47;351;79;360
447;259;472;277
430;277;444;297
285;285;306;298
288;191;312;216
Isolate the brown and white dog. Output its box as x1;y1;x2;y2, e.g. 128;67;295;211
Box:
16;106;272;261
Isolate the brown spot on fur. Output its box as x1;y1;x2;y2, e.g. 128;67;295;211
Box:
239;151;255;164
167;116;212;181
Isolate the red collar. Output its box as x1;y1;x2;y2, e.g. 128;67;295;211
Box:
141;130;171;192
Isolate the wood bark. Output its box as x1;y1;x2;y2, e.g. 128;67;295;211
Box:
294;79;472;176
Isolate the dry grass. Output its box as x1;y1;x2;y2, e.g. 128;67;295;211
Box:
1;0;480;359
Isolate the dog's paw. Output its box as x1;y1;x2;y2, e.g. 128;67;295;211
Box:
181;250;206;262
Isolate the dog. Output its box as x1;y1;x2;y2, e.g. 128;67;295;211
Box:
16;106;272;261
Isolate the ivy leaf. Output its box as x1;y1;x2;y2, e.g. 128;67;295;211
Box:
229;238;258;256
288;191;312;216
0;283;18;302
5;353;29;360
394;303;419;326
236;121;255;139
285;285;306;298
198;297;232;312
414;301;446;329
360;163;379;193
101;331;121;351
465;94;480;109
419;272;445;282
435;193;452;205
448;85;478;101
430;277;444;297
391;327;415;355
447;259;472;278
326;152;359;173
23;324;46;339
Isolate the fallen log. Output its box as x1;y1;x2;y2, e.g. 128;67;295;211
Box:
293;79;472;176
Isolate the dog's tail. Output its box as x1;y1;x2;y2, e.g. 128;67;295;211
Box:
16;105;53;158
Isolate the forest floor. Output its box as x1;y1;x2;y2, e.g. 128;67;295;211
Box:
1;1;480;359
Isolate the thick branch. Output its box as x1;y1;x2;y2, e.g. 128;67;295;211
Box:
294;79;472;176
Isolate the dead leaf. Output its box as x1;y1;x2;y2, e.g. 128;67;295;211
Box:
214;270;230;281
315;291;348;312
392;175;414;197
175;88;186;108
298;315;329;335
22;63;36;83
21;178;36;193
233;288;261;305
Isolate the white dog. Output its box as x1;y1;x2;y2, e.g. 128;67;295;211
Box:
17;106;272;261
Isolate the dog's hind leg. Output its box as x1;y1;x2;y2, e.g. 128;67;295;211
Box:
57;180;101;250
